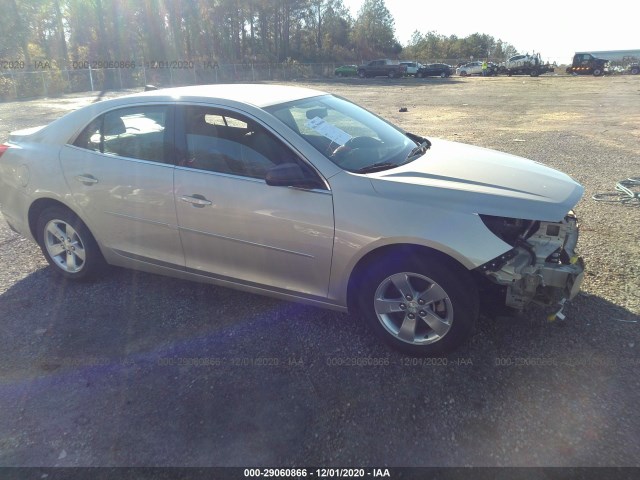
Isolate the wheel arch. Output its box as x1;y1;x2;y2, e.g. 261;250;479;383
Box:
345;243;474;313
28;198;94;246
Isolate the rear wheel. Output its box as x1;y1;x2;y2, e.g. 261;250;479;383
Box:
388;70;396;78
416;72;423;78
356;255;478;356
460;71;468;77
631;67;639;75
530;69;539;77
37;206;105;280
440;72;446;78
357;70;366;78
593;68;603;76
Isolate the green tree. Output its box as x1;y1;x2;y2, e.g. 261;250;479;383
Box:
1;0;525;82
404;30;521;64
301;0;352;60
321;0;353;59
351;0;400;58
493;39;518;61
8;0;34;67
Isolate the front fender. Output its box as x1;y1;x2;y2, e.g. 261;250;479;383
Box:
326;172;512;305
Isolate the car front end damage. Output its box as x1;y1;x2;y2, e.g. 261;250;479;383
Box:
477;211;585;318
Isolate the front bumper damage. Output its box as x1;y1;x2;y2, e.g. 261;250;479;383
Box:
478;212;585;316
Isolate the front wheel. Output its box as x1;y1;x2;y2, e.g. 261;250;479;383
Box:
593;68;603;76
37;206;105;280
631;67;639;75
356;255;478;356
459;71;467;77
440;72;446;78
357;70;366;78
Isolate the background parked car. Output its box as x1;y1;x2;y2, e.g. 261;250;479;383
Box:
400;61;423;76
456;61;482;76
357;59;407;78
456;61;498;76
334;65;357;77
416;63;453;78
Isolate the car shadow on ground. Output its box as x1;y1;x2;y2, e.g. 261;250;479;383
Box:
0;265;638;466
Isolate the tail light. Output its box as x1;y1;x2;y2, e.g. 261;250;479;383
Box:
0;144;10;158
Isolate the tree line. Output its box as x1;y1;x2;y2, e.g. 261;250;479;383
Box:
1;0;520;69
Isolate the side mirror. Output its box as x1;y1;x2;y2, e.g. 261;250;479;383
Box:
265;163;321;189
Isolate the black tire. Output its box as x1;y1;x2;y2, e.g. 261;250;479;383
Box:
530;69;539;77
357;70;366;79
416;72;423;78
388;70;396;78
356;254;479;356
460;71;467;77
440;72;446;78
37;206;105;280
630;67;639;75
593;68;603;76
336;72;343;77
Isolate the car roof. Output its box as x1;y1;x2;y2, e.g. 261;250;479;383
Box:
122;84;327;108
31;84;329;144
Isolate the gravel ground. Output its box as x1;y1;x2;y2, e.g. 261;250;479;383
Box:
0;77;639;468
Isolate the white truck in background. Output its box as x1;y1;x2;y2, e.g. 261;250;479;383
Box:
499;53;554;77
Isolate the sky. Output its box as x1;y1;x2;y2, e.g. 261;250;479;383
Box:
342;0;639;64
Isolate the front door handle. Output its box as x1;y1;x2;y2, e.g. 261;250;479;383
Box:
180;194;212;207
76;174;98;185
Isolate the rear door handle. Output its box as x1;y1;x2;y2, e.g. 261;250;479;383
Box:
76;174;98;185
180;194;212;207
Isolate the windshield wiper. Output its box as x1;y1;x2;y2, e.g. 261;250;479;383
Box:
353;162;398;174
406;139;431;161
354;137;432;174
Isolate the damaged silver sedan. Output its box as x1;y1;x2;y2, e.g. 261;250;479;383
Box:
0;84;584;355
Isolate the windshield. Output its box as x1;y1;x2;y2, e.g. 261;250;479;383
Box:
265;94;425;172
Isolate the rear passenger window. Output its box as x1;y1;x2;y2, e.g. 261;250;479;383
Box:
72;106;170;163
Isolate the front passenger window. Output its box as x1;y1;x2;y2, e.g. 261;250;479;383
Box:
184;106;301;180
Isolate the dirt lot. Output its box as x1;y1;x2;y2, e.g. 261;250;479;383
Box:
0;76;639;468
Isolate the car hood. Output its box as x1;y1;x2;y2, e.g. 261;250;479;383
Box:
368;138;584;221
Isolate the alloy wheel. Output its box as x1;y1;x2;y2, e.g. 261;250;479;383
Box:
44;219;86;273
373;272;453;345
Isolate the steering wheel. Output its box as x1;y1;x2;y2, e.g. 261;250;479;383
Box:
331;136;383;161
